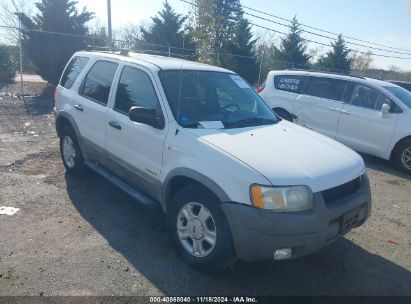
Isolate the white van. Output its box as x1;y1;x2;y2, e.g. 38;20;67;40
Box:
55;52;371;271
259;71;411;174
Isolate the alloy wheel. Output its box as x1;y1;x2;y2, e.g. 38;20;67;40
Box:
176;202;217;258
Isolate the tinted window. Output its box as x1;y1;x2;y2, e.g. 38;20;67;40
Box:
115;66;159;114
159;71;278;129
345;83;401;112
306;77;347;101
274;75;306;93
81;61;118;105
60;56;89;89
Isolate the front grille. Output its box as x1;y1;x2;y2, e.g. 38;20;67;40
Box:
321;176;362;205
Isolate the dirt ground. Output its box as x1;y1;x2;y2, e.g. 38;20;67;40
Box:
0;83;410;296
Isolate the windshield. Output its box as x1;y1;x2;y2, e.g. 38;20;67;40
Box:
383;86;411;108
159;70;279;128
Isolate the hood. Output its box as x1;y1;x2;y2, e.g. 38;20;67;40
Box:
188;121;365;192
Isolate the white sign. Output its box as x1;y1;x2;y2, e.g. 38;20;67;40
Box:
230;75;249;89
198;121;225;129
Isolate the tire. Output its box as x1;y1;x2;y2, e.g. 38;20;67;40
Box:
167;184;235;272
394;139;411;175
274;108;293;122
59;126;86;176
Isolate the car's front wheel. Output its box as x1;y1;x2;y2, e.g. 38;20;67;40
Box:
394;139;411;175
167;184;235;272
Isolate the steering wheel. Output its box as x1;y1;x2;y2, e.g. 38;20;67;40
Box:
223;103;240;111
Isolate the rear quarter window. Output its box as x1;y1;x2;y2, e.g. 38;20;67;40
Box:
60;56;89;89
274;75;306;93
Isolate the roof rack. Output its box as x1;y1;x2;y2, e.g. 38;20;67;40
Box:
287;68;366;79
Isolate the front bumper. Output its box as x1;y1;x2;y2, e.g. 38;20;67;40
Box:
222;175;371;262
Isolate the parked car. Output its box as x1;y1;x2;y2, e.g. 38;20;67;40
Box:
387;80;411;92
54;52;371;271
259;71;411;174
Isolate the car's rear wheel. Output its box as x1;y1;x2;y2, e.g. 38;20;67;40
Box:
167;184;235;272
394;139;411;174
60;127;85;176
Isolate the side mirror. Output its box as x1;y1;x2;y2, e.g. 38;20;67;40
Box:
129;106;164;129
381;103;390;115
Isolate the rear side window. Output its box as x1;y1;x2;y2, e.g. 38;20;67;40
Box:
306;77;347;101
274;75;306;93
115;66;159;114
80;60;119;105
60;56;89;89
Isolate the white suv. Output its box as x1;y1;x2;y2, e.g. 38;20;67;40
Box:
54;52;371;271
259;70;411;174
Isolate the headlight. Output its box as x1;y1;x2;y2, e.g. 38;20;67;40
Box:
250;185;314;212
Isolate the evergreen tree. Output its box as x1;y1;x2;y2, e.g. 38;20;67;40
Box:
17;0;93;85
140;1;194;57
318;34;352;73
273;16;310;69
0;44;16;83
226;13;258;83
192;0;241;64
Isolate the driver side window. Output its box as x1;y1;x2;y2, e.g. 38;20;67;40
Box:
344;83;393;111
114;66;159;114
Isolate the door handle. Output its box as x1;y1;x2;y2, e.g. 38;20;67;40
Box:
109;121;122;130
340;109;351;115
74;104;83;111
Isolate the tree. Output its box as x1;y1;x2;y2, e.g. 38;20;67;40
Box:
17;0;93;85
140;1;194;57
88;22;108;48
0;44;16;83
226;13;258;83
350;51;373;71
318;34;352;73
0;0;34;43
191;0;241;64
273;16;310;69
115;23;140;50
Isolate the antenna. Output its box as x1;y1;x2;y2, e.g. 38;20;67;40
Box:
175;34;185;135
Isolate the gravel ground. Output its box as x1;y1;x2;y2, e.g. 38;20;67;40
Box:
0;83;410;296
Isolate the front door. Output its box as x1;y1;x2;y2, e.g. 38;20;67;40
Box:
106;65;167;198
336;82;399;158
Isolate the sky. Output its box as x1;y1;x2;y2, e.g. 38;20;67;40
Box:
2;0;411;70
74;0;411;70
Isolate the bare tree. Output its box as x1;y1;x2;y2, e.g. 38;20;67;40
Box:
115;23;140;50
0;0;34;43
350;51;373;71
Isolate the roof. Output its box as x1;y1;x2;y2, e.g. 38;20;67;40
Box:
75;51;234;73
269;70;397;87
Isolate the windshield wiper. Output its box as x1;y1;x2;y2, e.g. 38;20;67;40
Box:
180;121;199;128
224;118;277;128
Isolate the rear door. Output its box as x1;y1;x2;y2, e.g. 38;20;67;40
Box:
105;64;168;198
336;82;400;158
75;59;119;159
294;76;347;139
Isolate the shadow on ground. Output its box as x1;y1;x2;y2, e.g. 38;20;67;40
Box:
25;85;55;116
361;153;411;180
65;171;411;296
